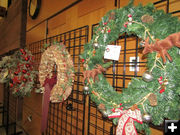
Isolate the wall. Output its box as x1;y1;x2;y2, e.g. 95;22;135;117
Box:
0;0;27;108
25;0;180;135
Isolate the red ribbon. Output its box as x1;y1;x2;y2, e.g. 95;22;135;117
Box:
41;74;57;133
108;109;142;135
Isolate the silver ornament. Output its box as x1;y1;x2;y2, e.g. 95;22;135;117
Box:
101;109;111;118
93;42;99;49
142;71;153;82
83;85;89;95
142;113;152;123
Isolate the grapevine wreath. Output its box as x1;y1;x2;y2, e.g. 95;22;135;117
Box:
80;0;180;135
0;48;37;97
39;42;74;103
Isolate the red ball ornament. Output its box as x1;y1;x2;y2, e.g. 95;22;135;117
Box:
10;83;13;88
20;49;26;55
22;69;27;74
23;78;27;82
20;49;24;53
14;72;19;75
26;64;30;68
107;29;111;33
82;59;85;63
17;80;21;84
25;57;29;61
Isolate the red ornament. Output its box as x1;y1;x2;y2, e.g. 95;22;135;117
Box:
13;76;18;84
17;80;21;84
16;89;19;92
20;49;26;55
26;64;30;68
82;59;85;63
107;29;111;33
22;69;27;74
103;22;107;25
159;89;165;94
23;78;27;82
10;83;13;88
25;57;29;61
14;72;19;75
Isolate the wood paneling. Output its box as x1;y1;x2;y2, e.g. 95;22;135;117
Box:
78;0;105;17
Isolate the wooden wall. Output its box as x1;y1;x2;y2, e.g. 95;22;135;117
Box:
0;0;27;107
24;0;180;135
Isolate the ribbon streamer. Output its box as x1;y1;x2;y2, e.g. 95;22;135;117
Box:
41;74;57;133
108;109;142;135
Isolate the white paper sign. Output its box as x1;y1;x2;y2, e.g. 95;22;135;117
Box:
104;45;121;61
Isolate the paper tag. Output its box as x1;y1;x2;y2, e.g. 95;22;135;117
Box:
104;45;121;61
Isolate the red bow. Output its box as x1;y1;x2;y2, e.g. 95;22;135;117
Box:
108;109;142;135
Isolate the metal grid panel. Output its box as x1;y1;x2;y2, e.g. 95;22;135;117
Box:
1;50;18;135
88;0;180;135
27;26;89;135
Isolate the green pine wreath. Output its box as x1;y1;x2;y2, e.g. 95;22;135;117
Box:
0;48;37;97
80;0;180;134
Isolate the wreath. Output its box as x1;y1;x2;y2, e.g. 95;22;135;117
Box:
80;0;180;134
0;48;37;97
39;42;74;103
